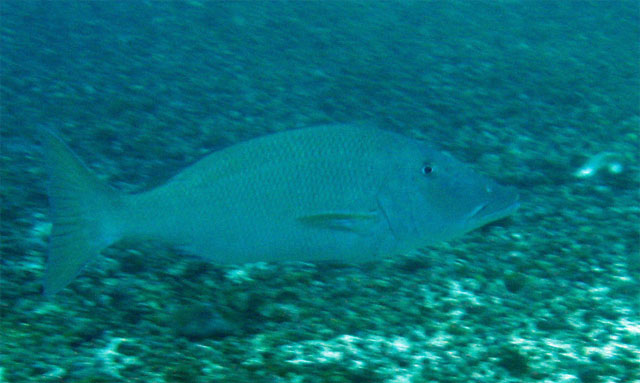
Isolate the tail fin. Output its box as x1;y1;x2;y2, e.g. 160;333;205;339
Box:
42;131;125;295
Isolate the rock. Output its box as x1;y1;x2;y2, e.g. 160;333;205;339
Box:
171;303;237;339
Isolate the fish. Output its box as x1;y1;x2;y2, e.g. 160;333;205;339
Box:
41;123;519;295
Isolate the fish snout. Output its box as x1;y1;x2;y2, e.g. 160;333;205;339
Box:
466;185;520;226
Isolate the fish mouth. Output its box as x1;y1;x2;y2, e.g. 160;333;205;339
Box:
466;192;520;227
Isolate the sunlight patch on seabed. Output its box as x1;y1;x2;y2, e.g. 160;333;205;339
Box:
319;347;342;362
391;337;411;353
585;337;639;361
547;373;579;383
543;338;576;357
96;336;140;378
281;332;436;382
619;318;640;335
510;334;536;351
588;285;611;301
388;373;413;383
428;331;452;348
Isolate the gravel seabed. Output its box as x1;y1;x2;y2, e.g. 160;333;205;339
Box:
1;1;638;382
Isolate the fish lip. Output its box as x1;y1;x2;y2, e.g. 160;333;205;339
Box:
466;195;520;225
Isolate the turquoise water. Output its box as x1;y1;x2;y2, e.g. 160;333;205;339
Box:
1;1;638;382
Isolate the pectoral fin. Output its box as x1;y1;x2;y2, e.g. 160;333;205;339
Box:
296;212;378;233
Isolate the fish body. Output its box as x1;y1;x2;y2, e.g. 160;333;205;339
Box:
43;124;519;294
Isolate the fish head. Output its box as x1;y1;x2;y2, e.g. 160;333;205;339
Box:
377;139;519;248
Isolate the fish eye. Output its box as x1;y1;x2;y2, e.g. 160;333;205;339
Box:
421;164;434;175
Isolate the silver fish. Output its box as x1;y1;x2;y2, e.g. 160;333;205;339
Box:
42;124;519;295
